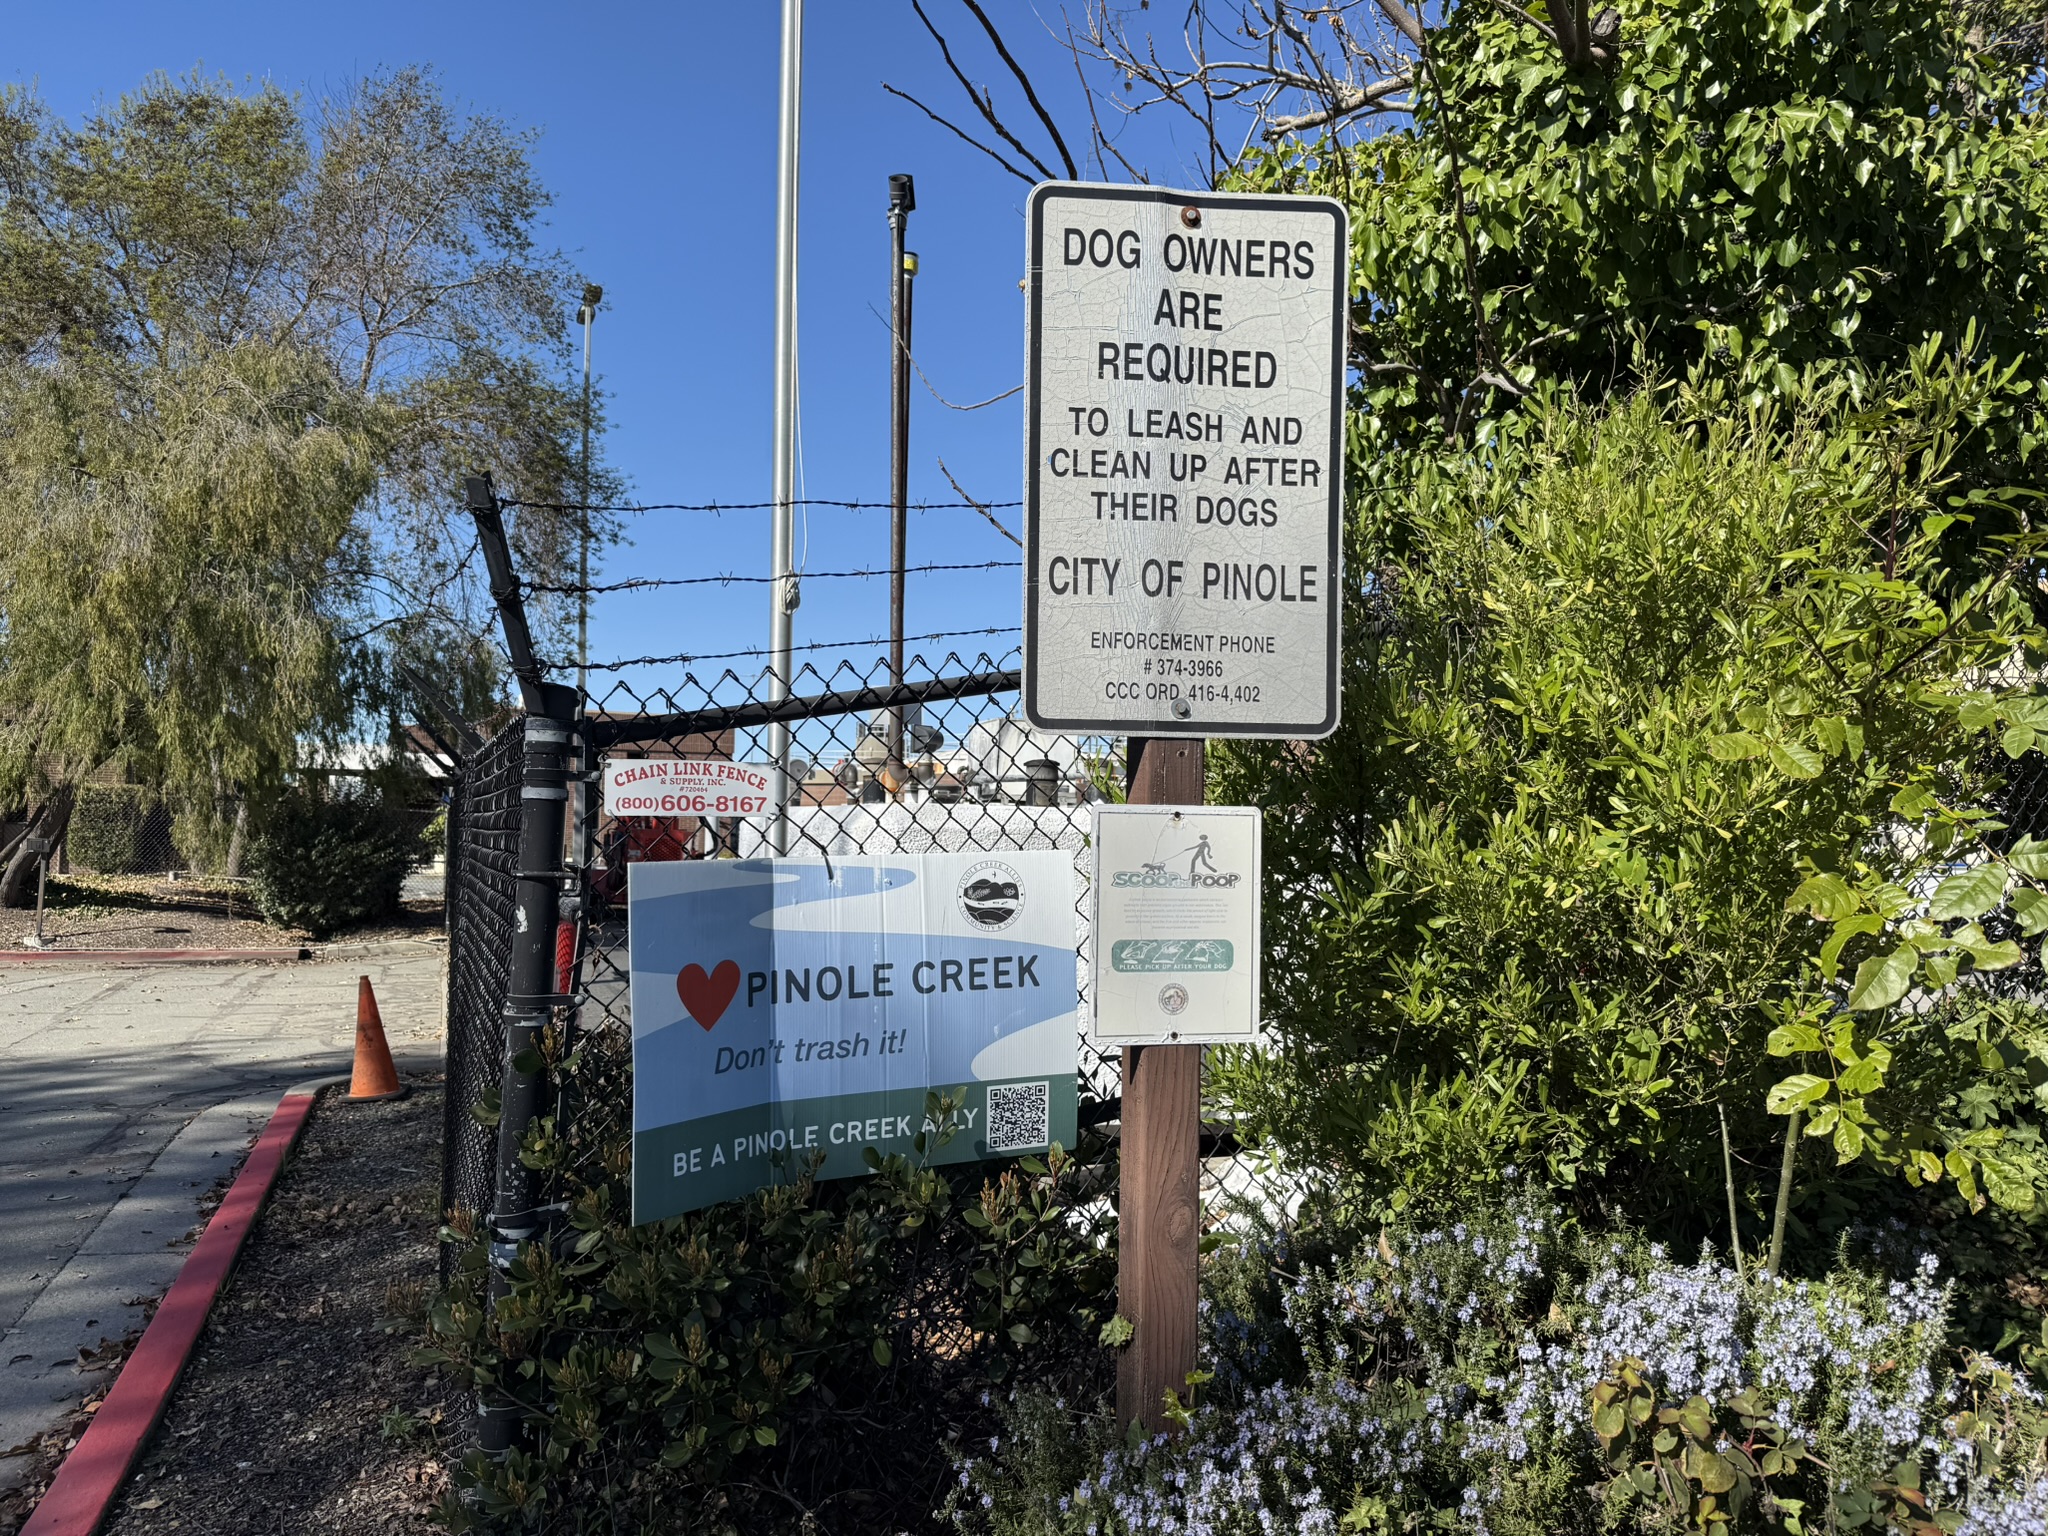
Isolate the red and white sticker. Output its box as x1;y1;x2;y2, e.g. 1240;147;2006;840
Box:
602;758;783;818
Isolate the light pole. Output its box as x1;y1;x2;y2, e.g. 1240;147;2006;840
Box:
576;282;602;700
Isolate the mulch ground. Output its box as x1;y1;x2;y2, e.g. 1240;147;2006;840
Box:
87;1078;454;1536
0;875;443;952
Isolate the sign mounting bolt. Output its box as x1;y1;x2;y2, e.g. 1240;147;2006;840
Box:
1171;697;1194;720
1180;206;1202;228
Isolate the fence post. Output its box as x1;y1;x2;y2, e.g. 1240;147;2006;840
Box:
1116;736;1206;1436
465;474;580;1457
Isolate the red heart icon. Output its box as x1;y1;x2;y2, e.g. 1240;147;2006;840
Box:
676;960;741;1031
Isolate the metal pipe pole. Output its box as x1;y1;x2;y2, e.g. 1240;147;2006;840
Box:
574;283;601;888
886;175;916;792
576;284;600;700
768;0;804;854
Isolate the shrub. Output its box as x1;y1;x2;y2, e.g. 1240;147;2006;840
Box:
948;1204;2048;1535
66;784;163;873
1210;357;2048;1246
424;1022;1118;1536
246;776;424;935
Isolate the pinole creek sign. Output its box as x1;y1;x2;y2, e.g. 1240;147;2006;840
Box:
627;854;1079;1223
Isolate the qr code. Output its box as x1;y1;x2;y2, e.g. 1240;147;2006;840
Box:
987;1081;1051;1152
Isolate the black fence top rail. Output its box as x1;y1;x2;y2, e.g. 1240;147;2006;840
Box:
585;667;1022;750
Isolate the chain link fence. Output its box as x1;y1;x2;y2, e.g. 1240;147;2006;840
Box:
442;718;526;1249
437;637;1299;1264
577;648;1114;1231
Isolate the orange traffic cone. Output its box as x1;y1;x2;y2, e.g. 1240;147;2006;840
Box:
349;975;406;1101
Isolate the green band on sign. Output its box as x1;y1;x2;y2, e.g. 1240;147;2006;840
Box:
632;1076;1078;1225
1109;939;1235;972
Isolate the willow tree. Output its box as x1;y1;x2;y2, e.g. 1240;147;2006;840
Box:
0;68;616;900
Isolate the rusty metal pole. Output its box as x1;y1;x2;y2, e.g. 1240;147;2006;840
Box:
1116;735;1205;1436
886;173;916;793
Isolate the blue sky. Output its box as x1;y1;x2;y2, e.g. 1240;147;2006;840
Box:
10;2;1220;707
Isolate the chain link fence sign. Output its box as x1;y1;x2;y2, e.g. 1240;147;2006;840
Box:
1024;184;1348;739
626;852;1080;1223
601;757;783;818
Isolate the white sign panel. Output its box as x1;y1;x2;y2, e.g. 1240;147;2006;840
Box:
603;758;784;818
1025;184;1348;739
1090;804;1261;1045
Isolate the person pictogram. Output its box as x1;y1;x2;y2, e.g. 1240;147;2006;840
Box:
1185;834;1216;877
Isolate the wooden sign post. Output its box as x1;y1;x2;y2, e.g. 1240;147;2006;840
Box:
1022;182;1347;1439
1115;735;1205;1433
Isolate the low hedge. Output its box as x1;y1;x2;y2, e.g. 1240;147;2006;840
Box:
246;780;426;936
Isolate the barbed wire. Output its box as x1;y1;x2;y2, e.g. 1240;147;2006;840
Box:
525;559;1022;596
501;497;1023;514
562;626;1024;674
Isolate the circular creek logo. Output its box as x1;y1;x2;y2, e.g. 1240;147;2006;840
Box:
1157;983;1190;1017
958;860;1025;930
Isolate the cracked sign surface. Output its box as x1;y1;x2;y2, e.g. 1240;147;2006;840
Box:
1024;183;1348;739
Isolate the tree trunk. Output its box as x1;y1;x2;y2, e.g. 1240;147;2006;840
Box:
1;785;76;908
225;797;249;878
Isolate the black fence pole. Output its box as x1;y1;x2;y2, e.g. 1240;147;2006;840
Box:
465;474;579;1458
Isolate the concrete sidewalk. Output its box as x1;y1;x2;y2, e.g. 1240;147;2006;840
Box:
0;949;445;1489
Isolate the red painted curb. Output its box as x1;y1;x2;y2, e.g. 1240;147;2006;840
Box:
0;948;310;963
21;1089;323;1536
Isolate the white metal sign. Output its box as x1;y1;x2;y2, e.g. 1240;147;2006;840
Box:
1090;804;1261;1045
1025;183;1348;739
603;758;784;818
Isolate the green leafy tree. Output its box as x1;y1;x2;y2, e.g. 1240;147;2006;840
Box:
1311;0;2048;463
1209;355;2048;1242
0;68;616;902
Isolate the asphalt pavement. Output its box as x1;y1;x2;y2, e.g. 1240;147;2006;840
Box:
0;947;446;1486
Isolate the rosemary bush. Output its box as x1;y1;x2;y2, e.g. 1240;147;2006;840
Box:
948;1203;2048;1535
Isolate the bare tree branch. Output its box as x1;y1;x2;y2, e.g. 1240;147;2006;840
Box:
956;0;1081;179
1068;17;1152;183
905;0;1060;181
1373;0;1428;48
1266;71;1413;137
880;83;1038;185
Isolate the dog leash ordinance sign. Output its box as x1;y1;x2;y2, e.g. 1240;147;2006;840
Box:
1024;183;1348;739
